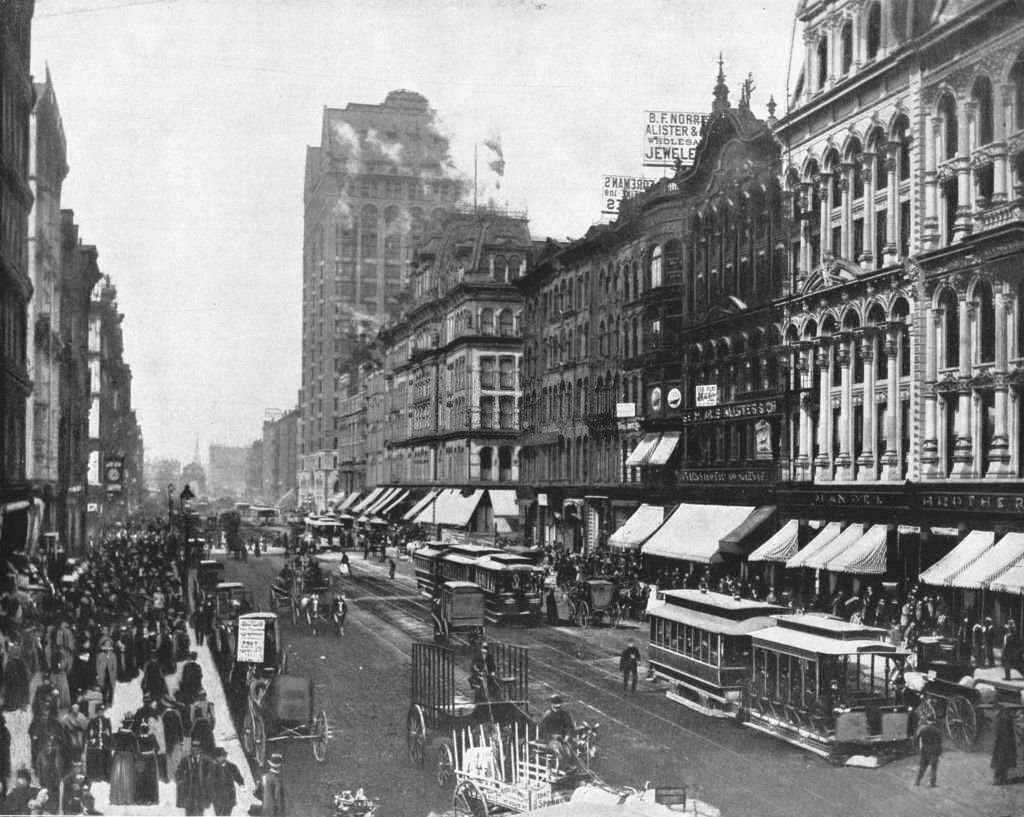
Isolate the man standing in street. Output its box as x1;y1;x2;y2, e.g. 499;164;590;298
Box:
915;714;942;787
210;747;244;815
258;752;285;817
619;639;642;693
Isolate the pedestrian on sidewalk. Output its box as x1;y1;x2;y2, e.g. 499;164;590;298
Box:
991;705;1017;785
388;558;397;580
1002;619;1022;680
210;747;243;816
619;639;642;693
914;715;942;787
545;588;558;625
175;740;213;817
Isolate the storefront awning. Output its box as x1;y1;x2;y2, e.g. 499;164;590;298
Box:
327;491;348;507
488;489;518;518
646;432;681;466
366;487;399;515
825;524;888;575
351;486;386;514
785;522;845;570
990;562;1024;594
641;503;754;563
948;532;1024;590
919;530;995;587
405;489;441;522
608;504;664;551
625;434;660;467
378;489;409;516
747;519;800;563
425;489;484;528
336;492;363;512
720;505;776;555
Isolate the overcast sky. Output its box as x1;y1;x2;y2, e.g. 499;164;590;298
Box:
32;0;795;465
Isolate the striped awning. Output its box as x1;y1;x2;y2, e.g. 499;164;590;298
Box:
404;489;441;522
351;486;386;514
825;525;888;575
785;522;844;570
919;530;995;587
646;432;681;466
625;434;660;466
990;563;1024;594
949;532;1024;590
378;489;409;516
366;487;399;515
336;491;363;512
747;520;800;563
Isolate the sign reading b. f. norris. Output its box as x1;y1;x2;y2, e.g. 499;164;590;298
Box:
643;111;710;168
602;175;655;215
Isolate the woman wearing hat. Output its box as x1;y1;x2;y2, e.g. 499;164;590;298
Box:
109;715;139;805
135;721;160;805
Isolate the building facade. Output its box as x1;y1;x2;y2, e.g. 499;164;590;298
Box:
207;444;250;499
299;89;463;507
261;408;298;507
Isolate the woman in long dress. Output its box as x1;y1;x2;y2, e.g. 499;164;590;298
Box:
108;717;138;805
134;722;160;805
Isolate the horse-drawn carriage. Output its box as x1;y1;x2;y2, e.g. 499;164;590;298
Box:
197;560;225;605
565;579;621;629
269;559;346;636
431;582;486;645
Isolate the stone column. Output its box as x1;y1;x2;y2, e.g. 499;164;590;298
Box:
921;303;942;476
804;29;817;100
883;325;903;480
988;286;1012;475
840;164;853;259
994;84;1012;204
884;143;899;264
860;153;876;269
923;120;941;249
814;341;833;481
795;348;811;478
820;172;832;257
858;330;877;480
835;336;854;480
954;104;973;242
951;290;975;477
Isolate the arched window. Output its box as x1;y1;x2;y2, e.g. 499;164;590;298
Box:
1012;54;1024;133
480;308;495;335
865;2;882;61
894;116;911;182
940;289;960;369
650;245;663;288
848;138;864;200
817;36;829;89
479;447;493;480
972;76;994;147
498;309;514;336
939;92;958;161
840;21;853;76
976;279;995;364
360;204;378;259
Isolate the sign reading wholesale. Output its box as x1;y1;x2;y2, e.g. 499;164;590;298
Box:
603;175;655;215
644;111;710;168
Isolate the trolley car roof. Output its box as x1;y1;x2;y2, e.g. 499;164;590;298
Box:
751;625;906;657
476;557;542;573
648;602;779;636
443;581;481;591
659;588;787;620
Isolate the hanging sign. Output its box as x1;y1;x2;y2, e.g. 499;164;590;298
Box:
236;617;266;662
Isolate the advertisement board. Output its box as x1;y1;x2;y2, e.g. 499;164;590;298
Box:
104;456;124;493
643;111;710;168
695;384;718;407
615;402;636;419
236;617;266;662
602;175;655;215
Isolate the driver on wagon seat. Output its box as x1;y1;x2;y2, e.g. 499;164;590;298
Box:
469;642;501;702
539;694;576;772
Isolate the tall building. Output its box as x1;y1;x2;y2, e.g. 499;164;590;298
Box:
144;457;182;496
207;444;250;499
0;0;37;554
261;408;298;507
299;89;463;508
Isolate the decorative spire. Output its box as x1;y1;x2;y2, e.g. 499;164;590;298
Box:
767;94;777;123
713;52;730;112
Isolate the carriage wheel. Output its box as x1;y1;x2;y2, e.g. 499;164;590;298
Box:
313;710;330;762
435;739;455;789
406;705;427;767
241;709;256;756
452;779;489;816
253;713;267;768
579;601;591;629
289;598;298;627
944;695;978;749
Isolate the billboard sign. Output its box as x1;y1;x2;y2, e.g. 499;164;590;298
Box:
695;385;718;407
615;402;636;419
643;111;710;168
236;617;266;662
602;175;655;215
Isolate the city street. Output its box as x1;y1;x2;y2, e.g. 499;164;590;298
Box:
220;550;1024;817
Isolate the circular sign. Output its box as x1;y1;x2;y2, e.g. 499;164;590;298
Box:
667;388;682;409
650;387;662;412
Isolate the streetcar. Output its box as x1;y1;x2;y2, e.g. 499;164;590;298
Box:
648;589;786;717
413;543;450;596
742;614;913;759
474;556;545;626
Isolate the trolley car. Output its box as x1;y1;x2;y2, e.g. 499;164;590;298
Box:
743;614;913;759
413;543;449;596
648;589;786;717
474;556;544;626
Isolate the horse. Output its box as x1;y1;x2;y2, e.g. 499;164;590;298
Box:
299;588;346;637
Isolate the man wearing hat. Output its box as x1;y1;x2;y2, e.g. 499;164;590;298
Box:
915;713;943;787
469;642;500;702
257;753;285;817
180;652;203;707
175;739;213;817
210;747;244;816
539;695;576;772
95;637;117;708
84;704;112;782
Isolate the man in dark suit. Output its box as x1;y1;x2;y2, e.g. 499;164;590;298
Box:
619;638;642;693
210;747;244;816
258;752;285;817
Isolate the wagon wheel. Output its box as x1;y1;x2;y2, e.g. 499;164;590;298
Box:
313;710;329;762
435;738;455;789
252;711;267;768
452;778;489;816
578;601;591;629
406;705;427;766
944;695;978;749
241;709;256;756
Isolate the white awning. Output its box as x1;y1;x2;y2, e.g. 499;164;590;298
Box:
403;493;440;524
625;434;660;466
919;530;995;587
948;532;1024;590
379;489;409;516
646;432;681;466
326;492;348;507
488;489;518;518
351;486;386;514
608;504;664;550
366;487;399;515
990;563;1024;594
788;523;865;572
785;522;844;570
429;489;485;528
336;492;363;512
747;520;800;563
825;525;888;575
641;503;754;563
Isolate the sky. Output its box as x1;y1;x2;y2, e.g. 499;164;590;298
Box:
31;0;796;465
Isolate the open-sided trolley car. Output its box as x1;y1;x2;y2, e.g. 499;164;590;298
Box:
648;589;786;717
743;614;912;758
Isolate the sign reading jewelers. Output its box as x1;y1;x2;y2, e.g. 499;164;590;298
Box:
643;111;710;168
602;175;655;215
